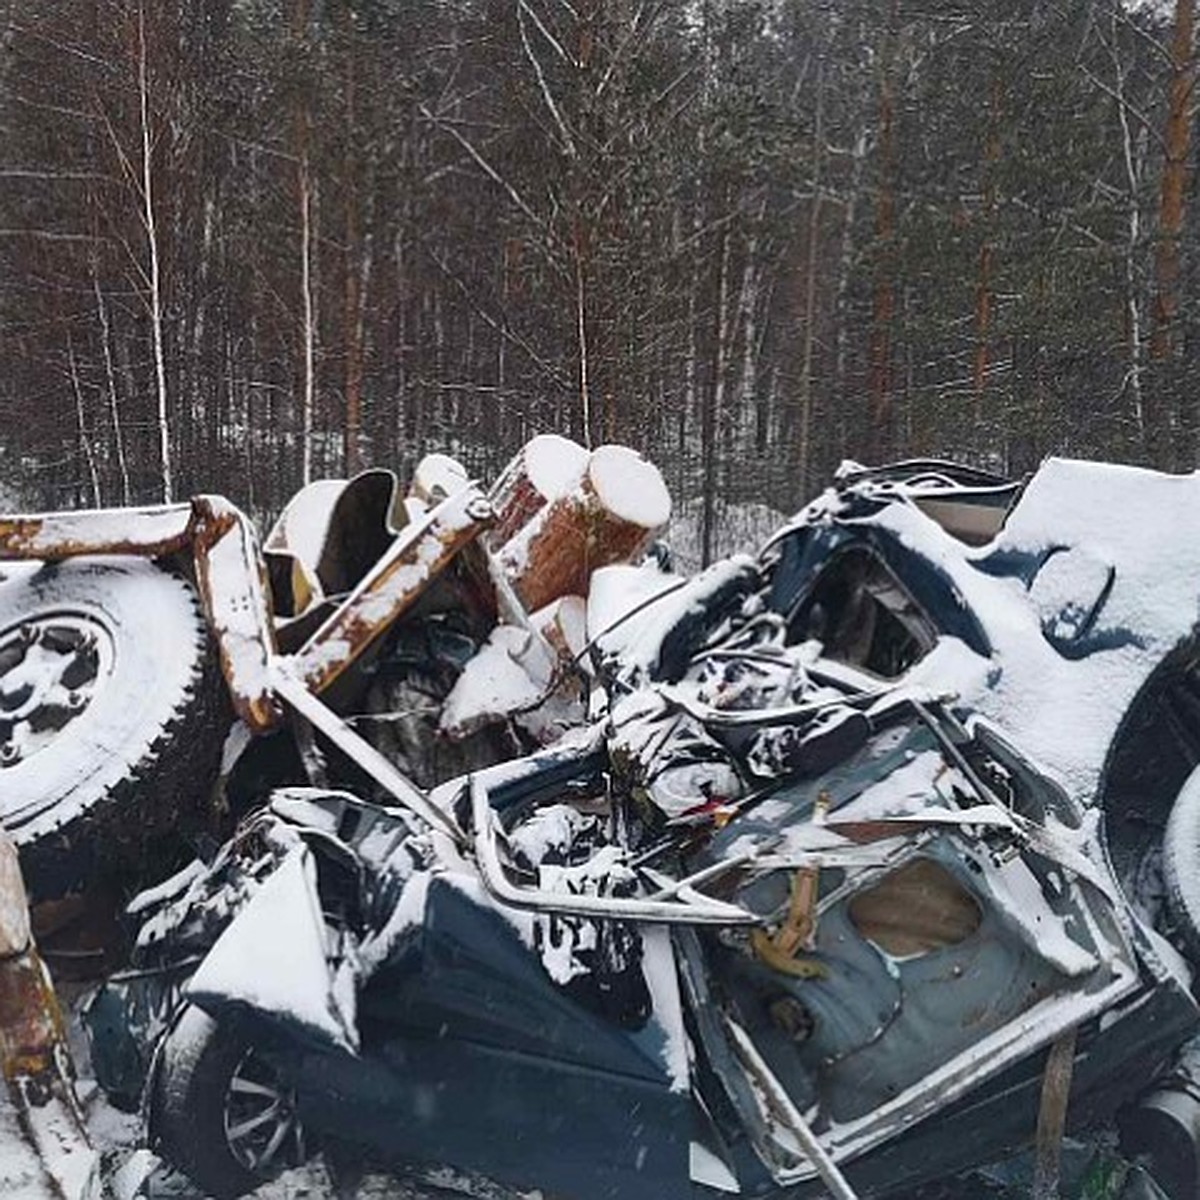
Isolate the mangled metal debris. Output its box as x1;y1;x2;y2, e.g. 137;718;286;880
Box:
0;831;99;1200
5;449;1200;1199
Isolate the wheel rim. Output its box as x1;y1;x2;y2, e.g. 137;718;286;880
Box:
0;613;114;770
222;1049;306;1177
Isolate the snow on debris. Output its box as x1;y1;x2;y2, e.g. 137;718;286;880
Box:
412;453;469;502
0;1100;59;1197
858;456;1200;803
593;556;755;682
585;562;681;645
439;624;550;737
185;845;358;1053
264;477;345;565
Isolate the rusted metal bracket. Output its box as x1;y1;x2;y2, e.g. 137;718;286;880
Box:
291;483;494;695
0;486;494;750
191;496;280;732
0;504;194;561
751;791;831;978
0;832;63;1083
0;832;99;1200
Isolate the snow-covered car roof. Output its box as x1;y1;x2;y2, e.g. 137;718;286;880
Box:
776;456;1200;806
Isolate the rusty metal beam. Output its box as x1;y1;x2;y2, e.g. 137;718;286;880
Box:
0;486;494;736
0;495;282;732
291;484;494;696
0;834;63;1083
271;668;464;844
191;496;281;733
0;833;99;1200
0;505;194;560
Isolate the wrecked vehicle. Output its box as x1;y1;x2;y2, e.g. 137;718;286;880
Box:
0;435;668;1195
82;456;1200;1199
9;450;1200;1198
758;456;1200;937
88;611;1193;1200
0;436;665;901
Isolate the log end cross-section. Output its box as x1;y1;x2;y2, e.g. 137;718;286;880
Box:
499;445;671;613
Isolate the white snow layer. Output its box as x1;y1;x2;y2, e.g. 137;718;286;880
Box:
586;562;682;643
185;845;358;1053
0;1080;100;1200
264;477;346;564
412;453;469;501
587;444;672;528
439;624;550;735
870;456;1200;802
524;433;589;499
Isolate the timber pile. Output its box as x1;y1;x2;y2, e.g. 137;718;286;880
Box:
485;433;590;549
437;437;671;739
494;440;671;613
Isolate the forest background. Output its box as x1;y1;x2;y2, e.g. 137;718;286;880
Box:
0;0;1196;564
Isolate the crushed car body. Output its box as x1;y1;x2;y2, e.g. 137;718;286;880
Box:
96;695;1198;1200
6;450;1200;1198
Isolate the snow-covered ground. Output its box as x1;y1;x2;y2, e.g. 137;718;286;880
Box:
80;1077;448;1200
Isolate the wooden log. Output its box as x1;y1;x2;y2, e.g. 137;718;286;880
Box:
499;445;671;613
486;434;589;549
532;594;587;664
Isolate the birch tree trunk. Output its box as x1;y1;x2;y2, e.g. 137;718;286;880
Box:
797;63;826;499
341;16;368;476
1110;16;1146;450
292;0;316;485
139;3;172;502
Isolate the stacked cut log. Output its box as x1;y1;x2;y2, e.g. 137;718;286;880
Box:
439;439;670;741
492;440;672;614
485;434;591;550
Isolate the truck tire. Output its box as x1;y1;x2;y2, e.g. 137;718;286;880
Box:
0;558;226;898
150;1005;306;1198
1161;763;1200;962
